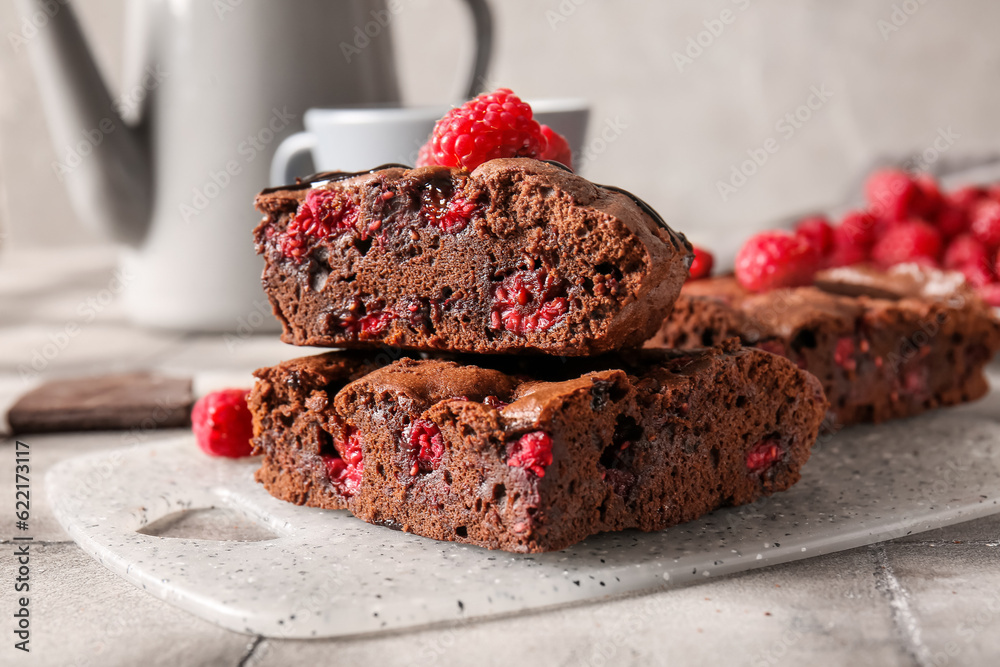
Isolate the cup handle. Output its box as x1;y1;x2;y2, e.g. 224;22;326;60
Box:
458;0;493;98
270;131;317;186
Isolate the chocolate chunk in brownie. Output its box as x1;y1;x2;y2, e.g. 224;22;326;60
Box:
8;373;193;434
253;158;692;356
249;343;827;552
648;264;1000;426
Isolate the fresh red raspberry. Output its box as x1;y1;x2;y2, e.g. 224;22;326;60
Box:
407;419;445;475
864;169;918;220
687;245;714;281
281;188;359;259
734;231;818;292
838;211;878;247
934;206;969;239
823;221;871;268
970;199;1000;248
870;219;942;268
325;428;364;495
794;216;834;256
943;234;989;270
977;283;1000;307
539;124;573;169
910;174;944;219
507;431;554;477
823;242;869;269
959;260;995;289
191;388;254;458
949;185;986;212
416;142;434;169
490;269;568;334
745;439;783;474
416;88;546;171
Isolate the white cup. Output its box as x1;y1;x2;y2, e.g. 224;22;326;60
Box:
271;100;591;185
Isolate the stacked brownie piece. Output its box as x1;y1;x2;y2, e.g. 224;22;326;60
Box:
249;158;828;552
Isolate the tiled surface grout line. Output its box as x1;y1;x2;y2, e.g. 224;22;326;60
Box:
237;636;265;667
870;543;933;667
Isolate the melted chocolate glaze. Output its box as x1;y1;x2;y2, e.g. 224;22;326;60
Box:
258;164;413;195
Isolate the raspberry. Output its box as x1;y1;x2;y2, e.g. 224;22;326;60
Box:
408;419;444;475
794;216;834;256
539;124;573;169
490;269;568;334
734;231;818;292
943;234;989;270
745;439;783;474
416;88;547;171
324;427;364;495
911;174;944;219
191;388;254;458
420;183;479;234
977;283;1000;307
949;185;986;212
327;299;396;338
507;431;554;477
833;337;857;372
960;261;995;289
483;395;509;409
934;206;969;239
359;311;396;336
864;169;917;220
281;188;359;259
870;220;942;268
824;235;869;268
837;211;878;247
970;199;1000;248
687;245;714;281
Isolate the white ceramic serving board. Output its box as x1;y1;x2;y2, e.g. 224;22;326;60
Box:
48;388;1000;639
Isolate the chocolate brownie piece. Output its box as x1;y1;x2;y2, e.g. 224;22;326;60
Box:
253;158;692;356
648;264;1000;426
249;343;827;553
8;373;192;434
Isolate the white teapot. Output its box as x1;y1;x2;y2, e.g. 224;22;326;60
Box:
18;0;491;331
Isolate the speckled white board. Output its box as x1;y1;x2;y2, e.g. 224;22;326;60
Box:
47;392;1000;639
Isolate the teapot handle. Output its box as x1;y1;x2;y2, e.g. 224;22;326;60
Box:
459;0;493;98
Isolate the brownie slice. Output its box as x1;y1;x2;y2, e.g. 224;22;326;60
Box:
249;343;827;553
253;158;692;356
648;264;1000;426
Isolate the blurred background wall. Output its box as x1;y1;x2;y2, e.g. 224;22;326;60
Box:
1;0;998;265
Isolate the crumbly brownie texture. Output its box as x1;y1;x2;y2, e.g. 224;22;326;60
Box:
249;343;827;553
253;158;692;356
648;264;1000;426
